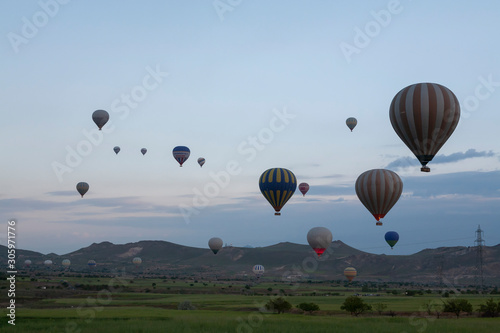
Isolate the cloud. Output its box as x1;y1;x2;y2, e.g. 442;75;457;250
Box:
386;149;496;170
46;191;75;196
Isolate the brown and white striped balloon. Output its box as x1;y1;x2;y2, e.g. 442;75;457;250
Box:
389;83;460;172
355;169;403;226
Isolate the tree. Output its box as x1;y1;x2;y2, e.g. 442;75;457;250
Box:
341;296;372;316
478;298;500;317
297;302;320;312
442;299;472;318
265;297;292;314
374;303;387;315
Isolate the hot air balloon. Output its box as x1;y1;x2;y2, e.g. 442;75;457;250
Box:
344;267;357;282
141;148;147;155
298;183;309;196
389;83;460;172
173;146;190;167
132;257;142;267
198;157;205;167
113;146;120;155
385;231;399;249
208;237;223;254
346;117;357;131
252;265;264;276
76;182;89;198
92;110;109;130
62;259;71;267
24;259;32;267
87;260;96;268
44;260;53;267
259;168;297;216
355;169;403;226
307;227;332;257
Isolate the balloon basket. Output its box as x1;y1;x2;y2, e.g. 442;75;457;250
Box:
376;222;383;226
421;166;430;172
274;212;281;216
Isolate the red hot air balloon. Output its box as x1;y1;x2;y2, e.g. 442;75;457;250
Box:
298;183;309;196
355;169;403;226
389;83;460;172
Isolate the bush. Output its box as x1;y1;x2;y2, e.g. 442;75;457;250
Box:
178;300;196;310
297;302;320;312
478;298;500;317
341;296;372;316
265;297;292;314
442;299;472;318
374;303;387;315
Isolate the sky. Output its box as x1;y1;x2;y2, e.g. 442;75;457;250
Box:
1;0;499;256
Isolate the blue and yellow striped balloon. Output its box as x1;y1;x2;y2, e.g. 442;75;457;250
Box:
259;168;297;216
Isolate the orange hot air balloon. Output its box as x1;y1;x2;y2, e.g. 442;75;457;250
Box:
389;83;460;172
344;267;357;282
355;169;403;226
298;183;309;196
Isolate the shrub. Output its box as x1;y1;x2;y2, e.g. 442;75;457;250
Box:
178;300;196;310
297;302;320;312
478;298;500;317
265;297;292;314
442;299;472;318
341;296;372;316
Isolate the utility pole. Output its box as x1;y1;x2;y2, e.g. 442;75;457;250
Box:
474;225;485;289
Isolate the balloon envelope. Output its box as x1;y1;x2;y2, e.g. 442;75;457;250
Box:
198;157;205;167
346;117;357;131
62;259;71;267
385;231;400;249
298;182;309;196
92;110;109;130
208;237;223;254
141;148;147;155
344;267;357;282
76;182;89;198
24;260;32;267
389;83;460;172
252;265;264;276
307;227;332;257
44;260;52;266
87;260;96;268
173;146;190;166
113;146;120;154
132;257;142;265
355;169;403;226
259;168;297;215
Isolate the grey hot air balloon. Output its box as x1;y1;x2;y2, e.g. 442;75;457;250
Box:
141;148;147;155
92;110;109;130
113;146;120;155
389;83;460;172
355;169;403;226
44;260;53;267
76;182;89;198
346;117;357;131
208;237;223;254
307;227;333;257
24;259;32;267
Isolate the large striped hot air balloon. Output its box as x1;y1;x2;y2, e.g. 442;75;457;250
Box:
346;117;357;131
208;237;223;254
389;83;460;172
252;265;264;276
355;169;403;226
344;267;357;282
298;182;309;196
385;231;399;249
92;110;109;130
307;227;332;257
173;146;190;167
76;182;89;198
259;168;297;216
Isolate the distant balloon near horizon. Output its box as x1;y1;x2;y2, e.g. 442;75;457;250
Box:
92;110;109;130
44;260;52;267
298;182;309;196
132;257;142;266
385;231;400;249
173;146;190;167
344;267;357;282
62;259;71;267
346;117;357;131
355;169;403;226
113;146;120;155
307;227;333;257
208;237;223;254
389;83;460;172
87;260;96;268
259;168;297;216
141;148;147;155
252;265;264;276
198;157;205;167
76;182;89;198
24;259;32;267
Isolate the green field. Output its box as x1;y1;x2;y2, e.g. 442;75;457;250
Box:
2;274;500;332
